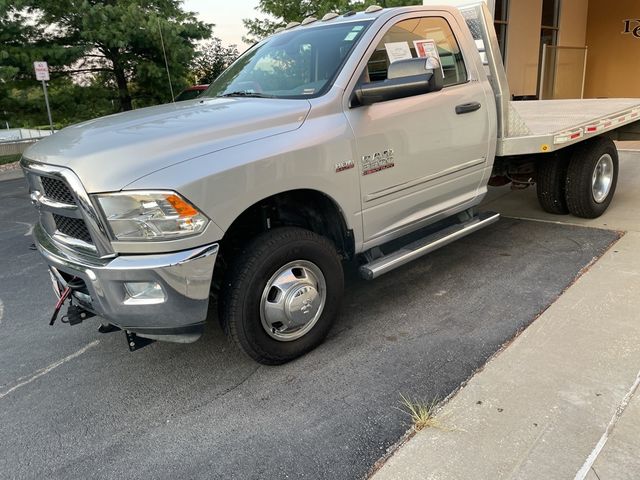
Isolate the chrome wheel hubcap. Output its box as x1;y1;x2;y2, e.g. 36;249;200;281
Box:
260;260;326;341
592;154;614;204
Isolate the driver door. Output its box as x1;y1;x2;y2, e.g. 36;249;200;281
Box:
344;13;491;245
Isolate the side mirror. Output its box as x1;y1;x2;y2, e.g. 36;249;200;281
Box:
354;57;444;107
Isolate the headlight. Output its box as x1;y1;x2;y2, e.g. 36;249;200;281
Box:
95;191;208;241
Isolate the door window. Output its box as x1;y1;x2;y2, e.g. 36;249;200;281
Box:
363;16;467;87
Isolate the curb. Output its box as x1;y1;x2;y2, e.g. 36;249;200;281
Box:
0;162;23;181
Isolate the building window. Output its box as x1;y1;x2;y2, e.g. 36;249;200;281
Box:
537;0;561;97
493;0;509;59
540;0;560;49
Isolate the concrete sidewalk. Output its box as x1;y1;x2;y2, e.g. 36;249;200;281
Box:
373;150;640;480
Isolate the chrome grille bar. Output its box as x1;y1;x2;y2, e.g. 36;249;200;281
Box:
21;158;115;259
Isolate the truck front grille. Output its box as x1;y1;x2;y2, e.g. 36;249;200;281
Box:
41;176;76;204
53;214;93;244
22;158;113;257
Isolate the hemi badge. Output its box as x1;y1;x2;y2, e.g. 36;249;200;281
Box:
335;160;355;173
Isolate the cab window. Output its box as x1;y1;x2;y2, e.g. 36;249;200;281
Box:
363;16;467;87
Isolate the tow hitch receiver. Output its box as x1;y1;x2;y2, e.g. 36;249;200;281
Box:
125;330;155;352
66;304;94;325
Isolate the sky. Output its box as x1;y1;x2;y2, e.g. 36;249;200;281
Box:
182;0;262;49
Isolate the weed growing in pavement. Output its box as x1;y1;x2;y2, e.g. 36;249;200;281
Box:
399;394;443;432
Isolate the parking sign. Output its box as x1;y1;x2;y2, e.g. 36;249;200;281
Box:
34;61;50;81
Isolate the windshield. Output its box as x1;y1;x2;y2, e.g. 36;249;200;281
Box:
203;20;372;99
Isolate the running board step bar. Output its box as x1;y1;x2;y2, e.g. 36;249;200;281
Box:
360;212;500;280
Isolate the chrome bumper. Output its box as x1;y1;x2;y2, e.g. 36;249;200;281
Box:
34;224;218;340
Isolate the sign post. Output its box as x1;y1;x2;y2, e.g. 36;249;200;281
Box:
33;61;54;132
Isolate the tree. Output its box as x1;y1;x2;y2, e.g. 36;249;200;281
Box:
243;0;422;43
2;0;212;113
0;0;92;127
2;78;117;129
243;0;350;44
190;38;239;84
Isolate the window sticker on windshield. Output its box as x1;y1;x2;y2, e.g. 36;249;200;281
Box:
352;25;364;31
413;39;444;76
384;42;412;63
344;31;359;41
303;88;316;95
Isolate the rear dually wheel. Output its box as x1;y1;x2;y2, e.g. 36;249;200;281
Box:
536;152;570;215
565;137;618;218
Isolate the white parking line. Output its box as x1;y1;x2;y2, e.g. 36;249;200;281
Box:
0;340;100;400
11;221;33;236
0;298;3;325
573;369;640;480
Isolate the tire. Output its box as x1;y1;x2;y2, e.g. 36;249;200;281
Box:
536;152;570;214
219;227;344;365
565;137;618;218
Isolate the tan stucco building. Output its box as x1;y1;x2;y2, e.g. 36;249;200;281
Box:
487;0;640;100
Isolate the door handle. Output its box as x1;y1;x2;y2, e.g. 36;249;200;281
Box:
455;102;482;115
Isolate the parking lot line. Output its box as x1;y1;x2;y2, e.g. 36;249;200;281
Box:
0;340;100;400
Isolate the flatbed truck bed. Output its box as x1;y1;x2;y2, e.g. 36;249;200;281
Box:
500;98;640;156
445;1;640;156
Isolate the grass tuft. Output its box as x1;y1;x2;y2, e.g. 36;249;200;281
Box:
0;154;21;166
399;394;442;432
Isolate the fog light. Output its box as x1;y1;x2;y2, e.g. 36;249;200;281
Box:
123;282;165;305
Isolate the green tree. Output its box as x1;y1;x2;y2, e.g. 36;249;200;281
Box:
1;0;211;115
190;38;239;84
243;0;422;43
243;0;350;44
1;0;90;128
2;78;117;129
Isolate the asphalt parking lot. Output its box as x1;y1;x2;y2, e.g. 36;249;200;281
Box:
0;175;620;480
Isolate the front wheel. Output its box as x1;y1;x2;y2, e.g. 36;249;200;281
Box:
565;137;618;218
219;227;344;365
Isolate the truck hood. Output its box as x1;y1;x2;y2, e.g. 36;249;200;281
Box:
24;97;311;192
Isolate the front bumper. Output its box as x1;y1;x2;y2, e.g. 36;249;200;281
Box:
34;223;218;341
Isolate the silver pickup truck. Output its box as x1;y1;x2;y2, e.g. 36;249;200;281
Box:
22;2;640;364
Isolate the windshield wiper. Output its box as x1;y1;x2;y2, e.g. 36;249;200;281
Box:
217;91;275;98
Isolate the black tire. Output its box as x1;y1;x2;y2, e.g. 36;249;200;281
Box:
219;227;344;365
536;152;570;214
565;137;618;218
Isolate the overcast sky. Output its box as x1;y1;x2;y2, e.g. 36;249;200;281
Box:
182;0;261;49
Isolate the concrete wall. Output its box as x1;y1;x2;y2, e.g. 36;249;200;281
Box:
0;128;53;142
584;0;640;98
0;139;38;156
